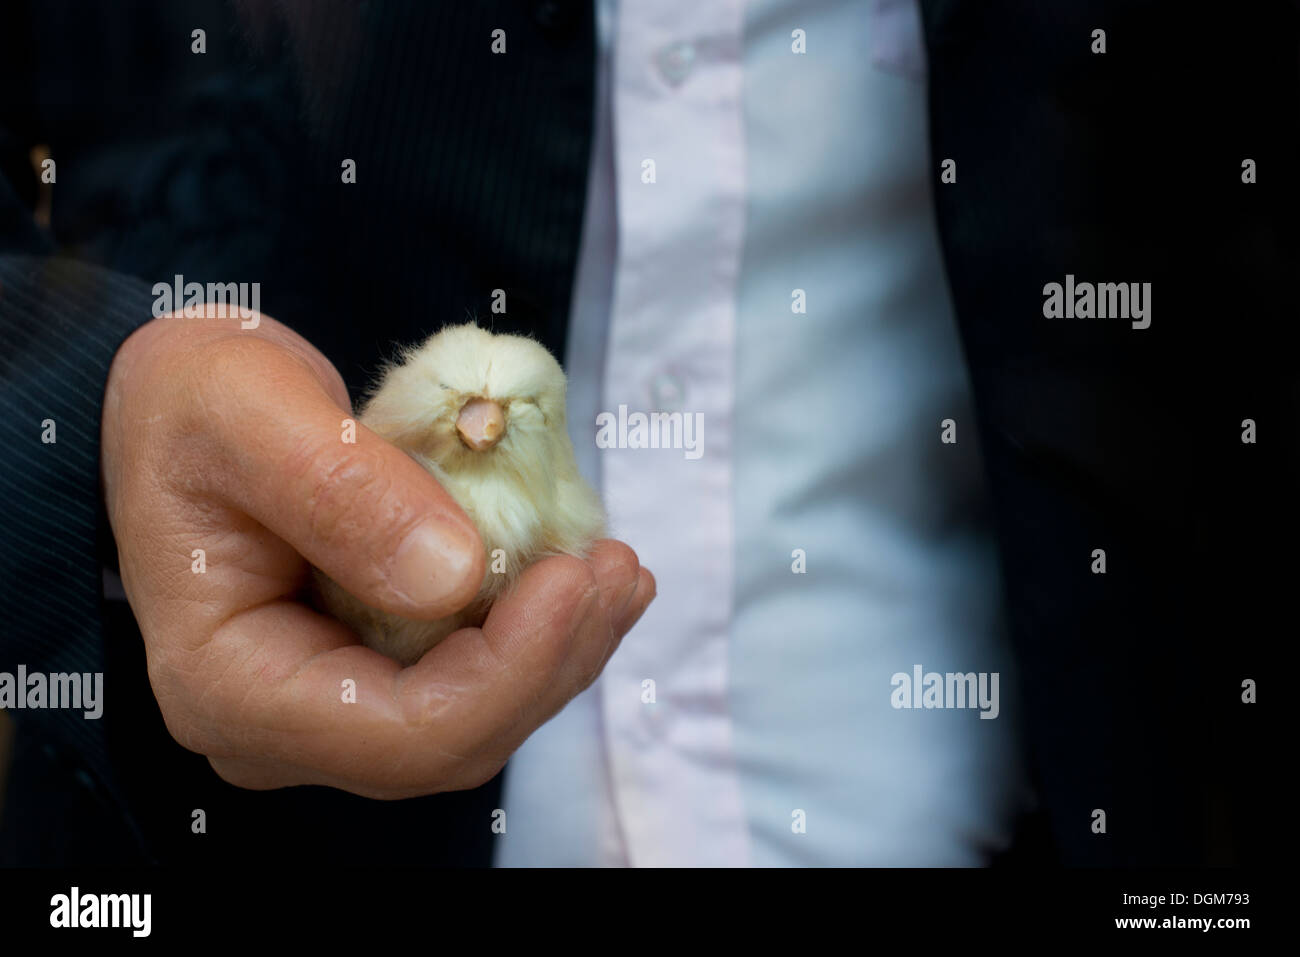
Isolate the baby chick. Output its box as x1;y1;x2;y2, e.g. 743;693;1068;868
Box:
312;323;606;665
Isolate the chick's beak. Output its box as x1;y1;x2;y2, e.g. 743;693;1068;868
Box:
456;397;506;451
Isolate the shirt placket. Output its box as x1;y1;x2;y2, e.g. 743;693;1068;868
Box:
598;0;750;867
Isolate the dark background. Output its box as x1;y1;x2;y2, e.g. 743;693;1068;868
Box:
1;0;1294;868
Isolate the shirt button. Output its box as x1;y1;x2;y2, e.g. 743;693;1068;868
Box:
648;370;687;412
656;41;696;87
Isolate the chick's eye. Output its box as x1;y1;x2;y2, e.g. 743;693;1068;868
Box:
507;398;547;427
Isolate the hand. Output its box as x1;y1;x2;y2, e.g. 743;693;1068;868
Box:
100;311;654;798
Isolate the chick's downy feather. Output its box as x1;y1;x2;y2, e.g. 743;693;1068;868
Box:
312;323;606;665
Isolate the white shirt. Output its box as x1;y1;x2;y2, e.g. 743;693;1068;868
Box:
496;0;1025;867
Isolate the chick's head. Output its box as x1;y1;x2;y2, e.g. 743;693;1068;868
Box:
359;323;570;479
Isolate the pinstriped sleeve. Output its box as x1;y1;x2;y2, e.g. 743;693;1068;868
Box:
0;254;156;788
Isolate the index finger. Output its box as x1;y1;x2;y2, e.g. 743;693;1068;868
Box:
191;545;638;797
187;334;485;620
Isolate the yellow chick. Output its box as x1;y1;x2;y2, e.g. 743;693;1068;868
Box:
312;322;606;665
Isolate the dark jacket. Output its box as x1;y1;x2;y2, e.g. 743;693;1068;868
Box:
0;0;1292;866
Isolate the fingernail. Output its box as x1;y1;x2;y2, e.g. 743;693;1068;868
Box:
568;585;600;634
390;520;475;607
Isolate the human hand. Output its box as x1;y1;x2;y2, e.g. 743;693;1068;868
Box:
100;311;653;797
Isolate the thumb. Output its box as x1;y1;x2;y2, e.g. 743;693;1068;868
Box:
202;338;485;619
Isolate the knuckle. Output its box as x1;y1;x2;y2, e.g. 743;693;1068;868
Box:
168;336;287;469
143;642;250;760
149;685;227;760
189;335;280;417
554;554;599;597
598;539;641;578
573;620;619;695
144;654;209;751
293;443;398;550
